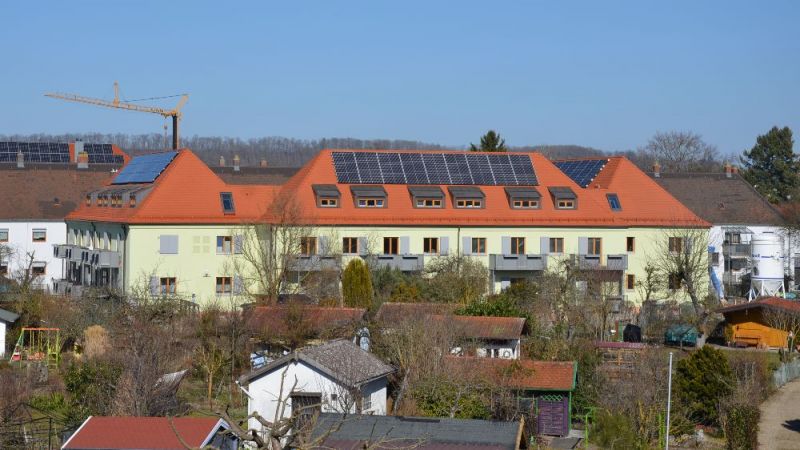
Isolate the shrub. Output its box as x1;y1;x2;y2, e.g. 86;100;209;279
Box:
675;346;734;425
412;377;490;420
590;410;644;449
342;258;373;309
720;398;759;450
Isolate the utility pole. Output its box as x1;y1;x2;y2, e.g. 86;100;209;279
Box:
665;351;673;450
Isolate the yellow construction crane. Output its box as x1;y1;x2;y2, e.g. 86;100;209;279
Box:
45;82;189;149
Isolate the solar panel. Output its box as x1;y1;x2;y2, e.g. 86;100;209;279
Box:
331;151;538;186
0;141;72;164
553;159;609;188
112;151;178;184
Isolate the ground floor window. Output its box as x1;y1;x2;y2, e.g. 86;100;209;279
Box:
216;276;232;294
160;277;177;295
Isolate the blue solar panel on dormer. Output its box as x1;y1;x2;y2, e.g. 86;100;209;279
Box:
553;159;609;188
111;151;178;184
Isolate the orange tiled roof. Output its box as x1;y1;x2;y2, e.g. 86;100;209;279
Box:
271;149;709;227
62;416;223;449
67;149;278;224
445;356;577;391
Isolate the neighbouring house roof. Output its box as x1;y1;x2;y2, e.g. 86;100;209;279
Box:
649;172;786;226
444;356;577;391
0;165;115;220
61;416;228;450
431;315;527;340
66;149;279;224
717;297;800;315
374;302;458;324
312;413;524;450
247;306;366;337
240;339;395;388
211;166;299;185
273;150;708;227
0;307;20;324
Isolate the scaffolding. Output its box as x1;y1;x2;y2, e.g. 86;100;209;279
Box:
9;328;61;368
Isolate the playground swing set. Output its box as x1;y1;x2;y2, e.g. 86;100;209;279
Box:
9;327;61;367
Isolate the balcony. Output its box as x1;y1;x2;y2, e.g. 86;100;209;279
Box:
367;254;425;272
288;254;341;272
95;250;121;268
724;243;751;257
489;254;547;271
53;279;74;296
53;244;73;259
572;254;628;271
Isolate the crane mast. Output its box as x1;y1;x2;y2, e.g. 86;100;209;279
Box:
45;82;189;149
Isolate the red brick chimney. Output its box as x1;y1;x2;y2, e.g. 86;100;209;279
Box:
652;161;661;178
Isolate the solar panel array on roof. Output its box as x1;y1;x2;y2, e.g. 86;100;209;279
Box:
112;151;178;184
553;159;609;188
84;143;124;164
332;152;538;186
0;142;70;163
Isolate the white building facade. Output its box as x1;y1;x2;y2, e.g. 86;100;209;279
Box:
0;221;66;290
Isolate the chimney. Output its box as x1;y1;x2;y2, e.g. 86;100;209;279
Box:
260;159;268;168
77;151;89;169
233;154;240;172
219;156;226;167
652;161;660;178
16;151;24;169
53;197;61;207
724;161;732;178
74;140;84;162
731;165;739;175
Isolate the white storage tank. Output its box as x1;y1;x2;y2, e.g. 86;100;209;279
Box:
749;233;785;300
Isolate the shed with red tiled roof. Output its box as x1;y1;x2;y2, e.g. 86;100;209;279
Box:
61;416;236;450
445;356;577;437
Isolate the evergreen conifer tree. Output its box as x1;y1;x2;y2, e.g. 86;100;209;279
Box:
741;126;799;203
469;130;507;152
342;258;373;309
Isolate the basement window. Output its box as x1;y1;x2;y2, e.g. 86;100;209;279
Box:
220;192;235;214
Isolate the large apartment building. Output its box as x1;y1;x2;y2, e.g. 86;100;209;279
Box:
59;148;709;305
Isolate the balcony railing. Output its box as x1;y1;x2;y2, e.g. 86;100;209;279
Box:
724;243;751;257
366;254;425;272
489;254;547;271
571;254;628;271
288;254;342;272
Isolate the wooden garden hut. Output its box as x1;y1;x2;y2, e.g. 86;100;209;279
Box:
717;297;800;348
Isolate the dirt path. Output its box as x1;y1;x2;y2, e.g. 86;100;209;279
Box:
759;378;800;449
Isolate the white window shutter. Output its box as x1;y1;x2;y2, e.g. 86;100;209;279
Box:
358;237;368;255
540;236;550;254
159;235;178;254
440;236;449;255
149;276;159;296
501;237;511;255
233;275;243;295
233;235;244;254
578;237;588;255
319;236;329;255
462;236;472;255
400;236;410;255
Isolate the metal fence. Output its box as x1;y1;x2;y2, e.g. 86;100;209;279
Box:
773;358;800;388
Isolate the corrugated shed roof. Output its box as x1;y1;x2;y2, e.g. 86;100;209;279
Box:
61;416;224;449
718;296;800;315
312;414;523;450
247;306;366;337
431;315;526;340
444;356;577;391
650;172;785;225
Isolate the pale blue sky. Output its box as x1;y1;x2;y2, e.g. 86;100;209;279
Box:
1;1;798;155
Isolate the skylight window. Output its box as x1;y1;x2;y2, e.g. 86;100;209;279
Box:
220;192;235;214
607;194;621;211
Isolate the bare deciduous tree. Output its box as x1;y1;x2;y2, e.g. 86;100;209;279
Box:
639;131;720;172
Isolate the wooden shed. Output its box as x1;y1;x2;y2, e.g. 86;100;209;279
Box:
717;297;800;348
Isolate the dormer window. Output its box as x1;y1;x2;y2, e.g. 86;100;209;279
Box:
312;184;341;208
129;194;137;208
607;193;621;211
85;195;91;207
409;186;444;209
448;186;485;209
548;187;577;210
505;187;541;209
220;192;235;214
351;186;387;208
